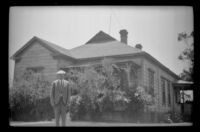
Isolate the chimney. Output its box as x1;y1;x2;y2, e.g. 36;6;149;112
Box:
135;44;142;50
119;29;128;44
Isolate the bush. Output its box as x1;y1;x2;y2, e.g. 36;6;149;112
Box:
125;86;155;114
9;70;53;121
168;111;183;123
67;59;156;122
69;95;84;120
30;97;54;121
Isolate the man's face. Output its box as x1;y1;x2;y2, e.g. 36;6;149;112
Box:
57;74;65;79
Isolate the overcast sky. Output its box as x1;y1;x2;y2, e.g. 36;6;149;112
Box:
9;6;193;83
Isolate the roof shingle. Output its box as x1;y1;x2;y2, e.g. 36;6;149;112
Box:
70;40;142;59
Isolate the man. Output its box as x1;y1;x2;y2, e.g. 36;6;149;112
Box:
50;70;71;126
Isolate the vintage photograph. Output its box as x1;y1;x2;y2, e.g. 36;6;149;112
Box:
9;6;193;126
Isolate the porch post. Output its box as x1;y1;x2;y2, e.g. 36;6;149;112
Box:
181;86;185;115
172;85;175;113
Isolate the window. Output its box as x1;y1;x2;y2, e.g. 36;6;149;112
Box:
130;68;138;88
167;80;171;106
25;66;44;81
148;69;154;96
26;66;44;73
161;77;166;105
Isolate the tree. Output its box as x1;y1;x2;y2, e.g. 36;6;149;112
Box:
178;31;193;81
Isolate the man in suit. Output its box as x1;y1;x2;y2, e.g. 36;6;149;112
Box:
50;70;71;126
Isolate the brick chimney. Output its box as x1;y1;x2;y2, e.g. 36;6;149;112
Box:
119;29;128;44
135;44;142;50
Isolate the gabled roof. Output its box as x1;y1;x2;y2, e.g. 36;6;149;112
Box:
11;36;73;60
85;31;116;44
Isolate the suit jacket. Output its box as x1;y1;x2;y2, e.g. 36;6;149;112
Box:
50;79;71;106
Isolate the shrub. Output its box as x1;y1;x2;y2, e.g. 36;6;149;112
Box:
125;86;155;115
64;58;157;122
67;59;156;122
68;63;120;120
168;111;183;123
9;70;53;121
112;90;130;111
69;95;83;120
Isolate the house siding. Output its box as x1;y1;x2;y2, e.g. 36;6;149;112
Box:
14;41;58;84
142;58;177;113
74;58;102;67
57;58;74;70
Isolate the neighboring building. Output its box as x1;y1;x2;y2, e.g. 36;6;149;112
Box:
11;29;183;113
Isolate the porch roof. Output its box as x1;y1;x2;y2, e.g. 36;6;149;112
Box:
176;80;193;84
173;80;193;90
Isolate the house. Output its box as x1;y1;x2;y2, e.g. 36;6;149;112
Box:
11;29;184;114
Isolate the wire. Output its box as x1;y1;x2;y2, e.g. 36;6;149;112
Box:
109;14;111;35
110;8;124;29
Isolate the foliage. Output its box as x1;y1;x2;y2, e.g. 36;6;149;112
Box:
69;95;84;120
113;90;130;111
9;70;53;121
135;86;154;105
68;58;121;112
178;31;193;81
125;86;154;113
68;58;156;121
165;111;183;123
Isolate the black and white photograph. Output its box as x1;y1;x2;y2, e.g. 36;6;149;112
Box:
9;6;194;127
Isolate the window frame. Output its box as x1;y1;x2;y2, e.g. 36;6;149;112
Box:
26;66;44;73
166;80;171;106
161;77;166;106
148;68;155;96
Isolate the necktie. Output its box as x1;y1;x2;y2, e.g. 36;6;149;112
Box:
61;79;63;89
61;79;63;92
60;79;63;96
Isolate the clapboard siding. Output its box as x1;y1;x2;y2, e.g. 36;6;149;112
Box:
73;58;102;66
158;65;177;112
57;58;74;69
14;41;58;82
142;58;177;112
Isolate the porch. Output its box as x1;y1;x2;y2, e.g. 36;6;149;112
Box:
172;80;193;122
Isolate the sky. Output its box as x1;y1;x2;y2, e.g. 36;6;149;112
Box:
9;6;193;84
